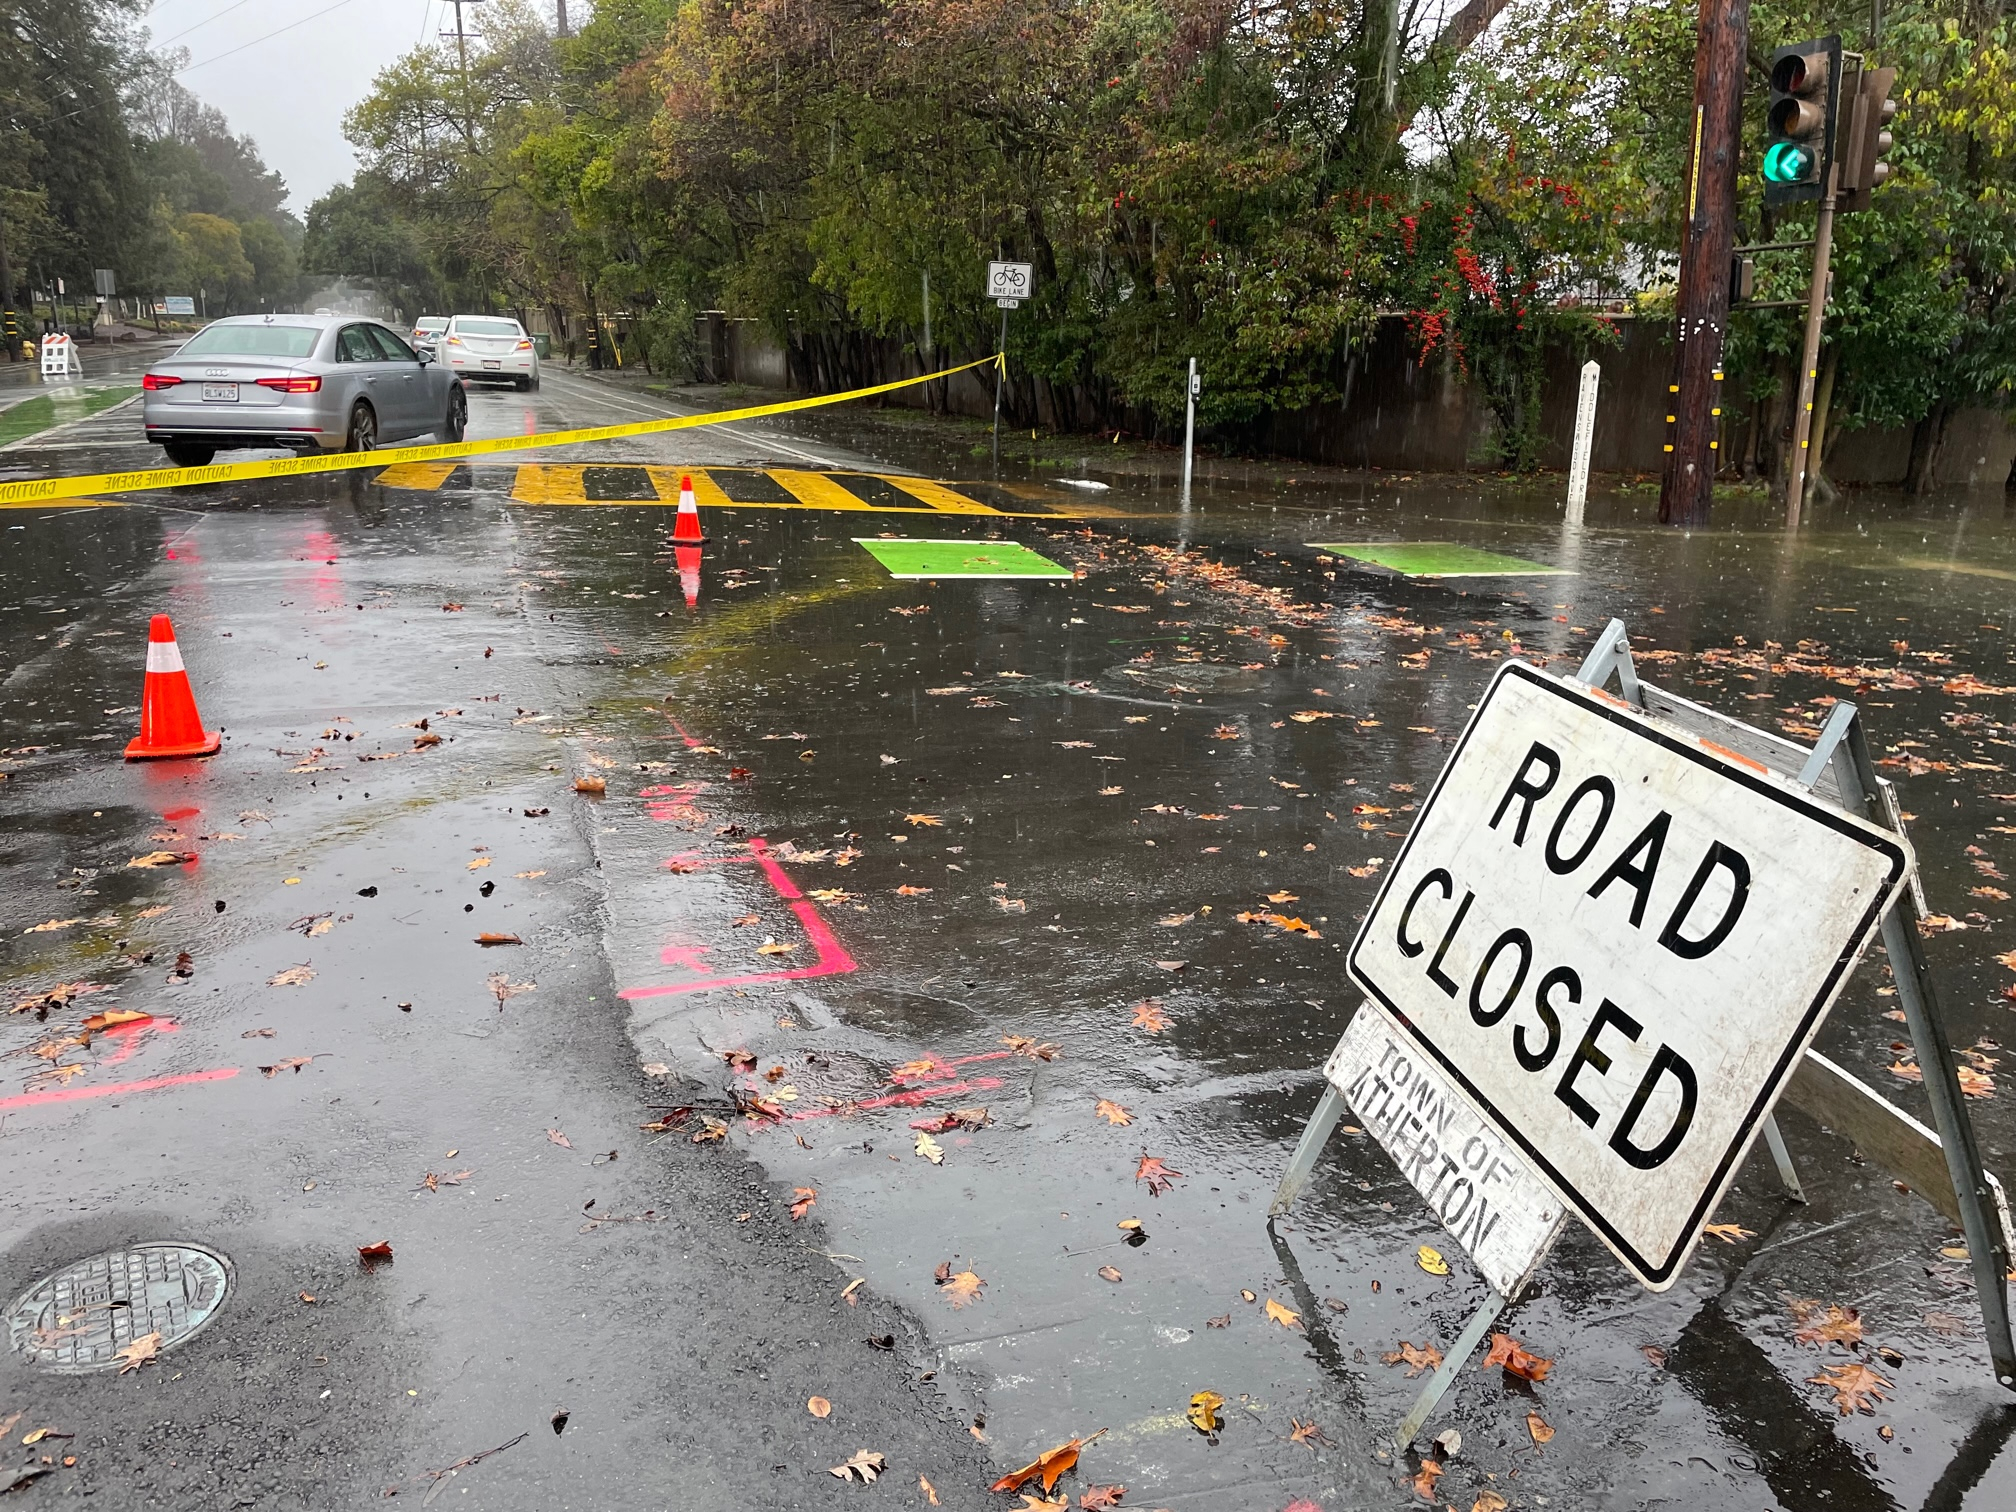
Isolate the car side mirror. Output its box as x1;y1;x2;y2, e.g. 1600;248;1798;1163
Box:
416;349;433;365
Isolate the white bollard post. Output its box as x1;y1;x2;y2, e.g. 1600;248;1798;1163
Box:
1565;359;1599;524
1181;357;1198;494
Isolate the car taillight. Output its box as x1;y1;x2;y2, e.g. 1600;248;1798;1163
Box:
445;335;463;346
142;373;182;390
515;340;533;350
255;375;322;393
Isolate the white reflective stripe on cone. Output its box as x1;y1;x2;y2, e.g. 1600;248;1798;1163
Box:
145;640;186;675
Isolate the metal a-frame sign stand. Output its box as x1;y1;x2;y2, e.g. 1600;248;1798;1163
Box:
1272;618;2015;1449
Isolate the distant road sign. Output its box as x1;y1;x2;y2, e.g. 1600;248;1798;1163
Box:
1347;661;1907;1288
164;296;196;316
985;261;1033;302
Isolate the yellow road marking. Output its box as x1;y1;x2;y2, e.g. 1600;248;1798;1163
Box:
643;466;733;508
768;469;878;512
881;474;999;514
372;461;458;490
376;461;1024;517
511;465;589;503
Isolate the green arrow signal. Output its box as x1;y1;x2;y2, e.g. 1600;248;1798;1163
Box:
1763;140;1816;184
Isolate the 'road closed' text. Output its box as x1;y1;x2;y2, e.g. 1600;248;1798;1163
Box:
1347;662;1906;1287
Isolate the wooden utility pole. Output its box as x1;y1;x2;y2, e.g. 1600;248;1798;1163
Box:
0;208;18;361
1659;0;1751;527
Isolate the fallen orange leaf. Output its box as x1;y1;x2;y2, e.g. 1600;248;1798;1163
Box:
1135;1151;1183;1196
1789;1299;1864;1347
938;1268;985;1308
81;1009;150;1032
989;1430;1106;1495
1264;1298;1301;1330
1809;1361;1893;1415
1094;1099;1132;1126
114;1331;162;1374
1481;1331;1553;1382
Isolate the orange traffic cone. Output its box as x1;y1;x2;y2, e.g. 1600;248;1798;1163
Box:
676;544;702;612
671;475;707;543
124;615;221;760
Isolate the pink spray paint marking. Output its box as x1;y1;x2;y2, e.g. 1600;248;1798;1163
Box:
639;782;710;826
618;838;857;1001
0;1018;241;1114
665;714;710;749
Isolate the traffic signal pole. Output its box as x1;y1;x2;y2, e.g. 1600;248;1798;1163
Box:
1783;180;1837;526
1658;0;1751;528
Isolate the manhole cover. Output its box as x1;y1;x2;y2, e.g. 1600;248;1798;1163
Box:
6;1243;232;1373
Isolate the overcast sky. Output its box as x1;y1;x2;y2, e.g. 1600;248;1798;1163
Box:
147;0;542;215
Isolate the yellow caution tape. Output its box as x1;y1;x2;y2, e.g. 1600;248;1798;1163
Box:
0;352;1004;507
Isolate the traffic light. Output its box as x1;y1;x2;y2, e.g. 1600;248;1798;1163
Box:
1762;36;1842;206
1838;65;1899;213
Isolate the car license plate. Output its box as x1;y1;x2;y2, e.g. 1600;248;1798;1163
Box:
201;383;238;402
481;360;502;369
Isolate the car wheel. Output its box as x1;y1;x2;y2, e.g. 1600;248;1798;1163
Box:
442;386;467;443
343;401;377;453
529;374;541;392
516;375;532;392
162;443;215;468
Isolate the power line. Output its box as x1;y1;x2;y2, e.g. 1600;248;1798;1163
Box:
154;0;259;50
175;0;367;75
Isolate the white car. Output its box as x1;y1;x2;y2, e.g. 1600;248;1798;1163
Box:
440;315;540;390
411;316;449;353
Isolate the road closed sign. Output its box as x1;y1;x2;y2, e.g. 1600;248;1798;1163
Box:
1348;661;1908;1288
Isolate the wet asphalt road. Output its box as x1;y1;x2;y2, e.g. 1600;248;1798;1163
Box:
2;363;2015;1510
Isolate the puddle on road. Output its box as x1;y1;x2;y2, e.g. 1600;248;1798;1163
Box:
498;464;2016;1509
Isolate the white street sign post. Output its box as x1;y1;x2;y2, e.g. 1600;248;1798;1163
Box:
1565;359;1599;523
986;261;1033;466
1181;358;1198;496
1350;659;1907;1287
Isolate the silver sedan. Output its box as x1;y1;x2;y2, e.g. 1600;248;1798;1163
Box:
141;312;467;467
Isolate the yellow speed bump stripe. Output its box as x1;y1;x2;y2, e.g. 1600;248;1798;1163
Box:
0;353;1003;507
510;465;588;504
376;460;1050;517
644;466;732;507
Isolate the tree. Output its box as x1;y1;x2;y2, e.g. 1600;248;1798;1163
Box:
172;212;253;311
